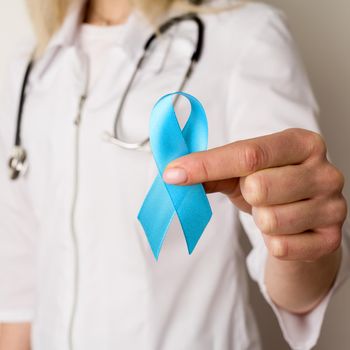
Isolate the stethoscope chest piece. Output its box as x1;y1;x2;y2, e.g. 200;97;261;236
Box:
8;146;28;180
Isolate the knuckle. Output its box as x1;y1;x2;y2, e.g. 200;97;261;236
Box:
255;207;278;234
269;236;287;259
324;227;342;254
308;132;327;158
287;127;307;139
321;165;345;195
331;168;345;193
332;197;348;224
197;157;210;183
240;142;266;173
242;174;268;206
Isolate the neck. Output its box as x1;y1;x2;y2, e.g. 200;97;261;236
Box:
85;0;132;26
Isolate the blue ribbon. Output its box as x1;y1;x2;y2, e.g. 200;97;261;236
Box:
138;92;212;260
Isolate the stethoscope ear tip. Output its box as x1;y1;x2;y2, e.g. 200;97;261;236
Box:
8;146;28;180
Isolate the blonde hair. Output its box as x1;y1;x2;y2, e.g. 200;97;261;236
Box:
27;0;245;56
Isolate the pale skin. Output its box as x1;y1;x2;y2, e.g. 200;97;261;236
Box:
1;0;347;348
163;128;346;314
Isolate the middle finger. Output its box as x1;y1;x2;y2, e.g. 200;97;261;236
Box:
241;163;331;206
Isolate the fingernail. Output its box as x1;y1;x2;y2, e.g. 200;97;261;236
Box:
271;239;286;258
163;167;188;184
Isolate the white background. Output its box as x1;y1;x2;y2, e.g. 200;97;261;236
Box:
0;0;349;349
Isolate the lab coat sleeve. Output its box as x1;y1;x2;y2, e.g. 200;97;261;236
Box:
225;7;350;350
0;56;38;322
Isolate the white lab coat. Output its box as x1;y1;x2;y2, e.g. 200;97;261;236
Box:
0;1;349;349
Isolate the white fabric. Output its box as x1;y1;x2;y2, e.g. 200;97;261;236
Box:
76;24;127;92
0;1;349;349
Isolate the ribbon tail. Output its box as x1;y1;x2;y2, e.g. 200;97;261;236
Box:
175;184;212;254
138;175;175;259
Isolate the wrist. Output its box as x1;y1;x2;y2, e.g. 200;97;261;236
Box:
265;247;342;314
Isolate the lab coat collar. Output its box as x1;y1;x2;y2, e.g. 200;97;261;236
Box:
31;0;154;83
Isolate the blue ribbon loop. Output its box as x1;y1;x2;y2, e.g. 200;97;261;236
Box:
138;92;212;260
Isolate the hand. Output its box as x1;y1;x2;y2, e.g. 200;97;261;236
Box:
163;128;347;262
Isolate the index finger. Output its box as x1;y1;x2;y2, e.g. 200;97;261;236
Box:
163;128;322;185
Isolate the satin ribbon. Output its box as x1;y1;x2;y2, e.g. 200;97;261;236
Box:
138;92;212;260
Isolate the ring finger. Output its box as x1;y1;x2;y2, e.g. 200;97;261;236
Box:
252;196;346;235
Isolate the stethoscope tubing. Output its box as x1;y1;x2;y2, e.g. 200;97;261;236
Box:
8;13;205;180
111;13;204;148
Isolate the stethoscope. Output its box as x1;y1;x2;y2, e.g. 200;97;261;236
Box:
8;13;204;180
